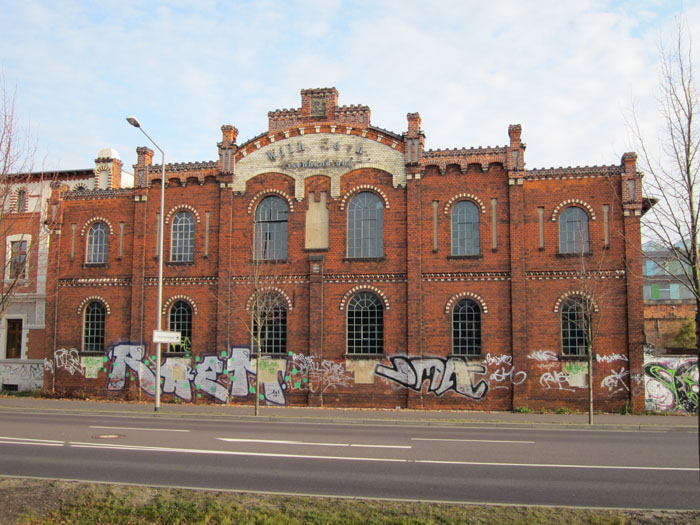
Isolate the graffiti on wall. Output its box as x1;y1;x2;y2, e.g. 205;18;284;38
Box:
103;343;292;405
643;357;698;414
375;356;489;399
0;362;43;390
291;353;353;392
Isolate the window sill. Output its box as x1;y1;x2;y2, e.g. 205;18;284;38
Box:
83;263;108;268
79;351;105;357
343;257;386;262
556;252;592;258
450;353;482;359
447;254;483;260
166;261;195;266
558;354;588;361
344;353;384;359
162;351;190;358
251;259;289;264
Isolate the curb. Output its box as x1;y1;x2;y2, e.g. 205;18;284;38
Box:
0;404;696;432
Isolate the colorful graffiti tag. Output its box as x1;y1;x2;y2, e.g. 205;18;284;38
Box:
643;357;698;414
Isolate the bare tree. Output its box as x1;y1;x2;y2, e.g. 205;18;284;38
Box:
219;197;291;416
0;72;44;320
629;19;700;479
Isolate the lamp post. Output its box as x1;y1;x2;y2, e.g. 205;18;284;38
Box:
126;116;165;411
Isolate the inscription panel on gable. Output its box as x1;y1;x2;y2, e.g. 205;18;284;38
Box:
235;134;406;200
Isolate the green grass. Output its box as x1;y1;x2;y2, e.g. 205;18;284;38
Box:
12;481;677;525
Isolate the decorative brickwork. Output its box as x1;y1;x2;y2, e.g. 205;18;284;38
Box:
39;87;647;413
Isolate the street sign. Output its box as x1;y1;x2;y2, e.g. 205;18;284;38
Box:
153;330;181;344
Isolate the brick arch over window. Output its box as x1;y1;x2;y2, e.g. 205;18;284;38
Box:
247;189;295;214
245;287;294;312
444;292;488;314
162;295;199;316
443;194;486;216
339;285;390;311
164;204;201;225
339;185;390;210
79;217;115;236
553;291;599;313
76;296;111;315
551;200;596;221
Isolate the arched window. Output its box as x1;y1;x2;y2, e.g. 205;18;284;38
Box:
347;291;383;354
452;201;480;256
452;299;482;356
561;298;590;356
83;301;106;352
347;192;383;258
171;211;194;262
16;190;26;213
169;301;192;353
252;293;287;354
86;223;108;264
559;206;589;254
254;196;288;260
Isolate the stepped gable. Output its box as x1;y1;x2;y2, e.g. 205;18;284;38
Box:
268;87;371;132
421;145;509;173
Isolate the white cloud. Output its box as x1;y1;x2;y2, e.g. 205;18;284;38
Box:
1;0;698;173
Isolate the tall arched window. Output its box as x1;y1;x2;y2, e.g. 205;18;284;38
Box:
252;293;287;354
452;201;480;256
86;223;108;264
561;298;590;356
171;211;194;262
83;301;106;352
169;300;192;353
559;206;589;254
347;291;383;354
254;196;288;260
347;192;383;258
452;299;482;356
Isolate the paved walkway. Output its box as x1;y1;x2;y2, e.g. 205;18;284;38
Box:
0;395;696;431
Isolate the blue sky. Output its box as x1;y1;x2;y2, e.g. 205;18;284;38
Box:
1;0;698;174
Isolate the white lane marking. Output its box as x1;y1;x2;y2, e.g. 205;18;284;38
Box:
412;438;534;444
0;436;65;447
416;460;696;471
68;442;406;462
89;426;189;432
217;438;410;449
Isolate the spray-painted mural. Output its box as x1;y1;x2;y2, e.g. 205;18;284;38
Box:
643;355;698;414
0;362;43;390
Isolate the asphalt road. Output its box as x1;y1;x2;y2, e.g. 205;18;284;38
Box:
0;410;697;510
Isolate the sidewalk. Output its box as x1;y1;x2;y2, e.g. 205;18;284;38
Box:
0;395;696;432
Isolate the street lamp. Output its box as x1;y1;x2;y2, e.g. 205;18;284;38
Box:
126;116;166;411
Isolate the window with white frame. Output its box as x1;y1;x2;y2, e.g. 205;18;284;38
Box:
347;192;383;258
168;300;192;353
5;234;30;282
347;291;384;354
83;301;106;352
171;211;195;262
86;222;108;264
252;293;287;354
451;201;480;256
452;298;482;355
561;297;590;356
254;196;288;260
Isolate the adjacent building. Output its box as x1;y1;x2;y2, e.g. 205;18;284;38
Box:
39;88;651;411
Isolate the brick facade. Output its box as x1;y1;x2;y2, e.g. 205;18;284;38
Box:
42;88;648;411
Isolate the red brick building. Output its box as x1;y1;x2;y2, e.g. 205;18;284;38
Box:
42;88;649;411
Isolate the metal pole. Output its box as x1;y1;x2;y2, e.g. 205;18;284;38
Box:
126;117;165;412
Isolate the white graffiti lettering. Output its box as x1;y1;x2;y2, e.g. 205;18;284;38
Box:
527;350;558;362
601;367;629;394
595;353;628;364
375;356;488;399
